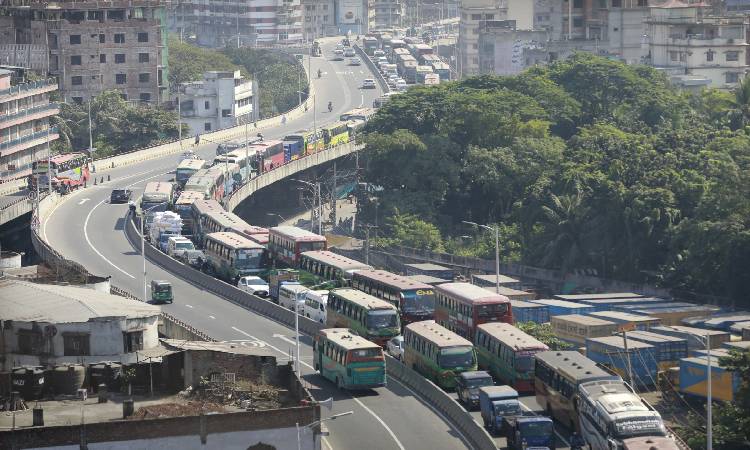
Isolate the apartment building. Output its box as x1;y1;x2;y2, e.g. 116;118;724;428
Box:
478;20;549;75
175;0;303;47
178;70;255;135
0;70;59;183
374;0;405;28
459;0;508;76
302;0;337;39
0;0;168;104
647;0;749;89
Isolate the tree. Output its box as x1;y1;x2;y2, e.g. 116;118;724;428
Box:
374;212;444;251
167;37;240;87
515;322;573;351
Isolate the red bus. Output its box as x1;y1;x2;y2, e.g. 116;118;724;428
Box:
351;270;435;325
434;282;512;340
30;152;90;192
268;225;327;266
248;140;284;173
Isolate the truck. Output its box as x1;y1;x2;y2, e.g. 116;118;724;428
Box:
455;371;493;410
479;385;521;434
311;41;322;57
504;415;555;450
269;269;300;301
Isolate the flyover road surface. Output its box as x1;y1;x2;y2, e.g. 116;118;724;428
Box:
44;39;470;450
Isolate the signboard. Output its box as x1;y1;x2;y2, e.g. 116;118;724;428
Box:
338;0;362;25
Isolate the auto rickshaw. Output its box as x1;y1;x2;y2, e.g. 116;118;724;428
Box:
150;280;173;304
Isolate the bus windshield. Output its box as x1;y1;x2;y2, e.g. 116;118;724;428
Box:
476;303;508;318
438;346;475;369
236;249;265;269
366;310;399;330
299;241;326;252
402;289;435;314
348;348;383;361
519;421;553;438
613;417;666;440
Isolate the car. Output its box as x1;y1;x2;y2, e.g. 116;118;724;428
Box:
377;56;388;65
333;49;344;61
349;57;361;66
374;50;386;58
387;336;404;360
110;189;132;203
237;276;270;297
362;79;376;89
344;48;356;58
176;249;205;269
395;79;407;91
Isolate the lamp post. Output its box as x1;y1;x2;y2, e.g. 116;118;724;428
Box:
462;220;500;294
140;202;169;302
297;411;354;450
293;179;321;234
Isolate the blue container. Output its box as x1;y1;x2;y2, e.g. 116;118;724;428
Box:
510;300;549;324
699;314;750;331
624;330;688;368
587;311;662;330
648;326;730;353
530;299;598;316
679;356;740;402
283;140;302;163
585;336;658;387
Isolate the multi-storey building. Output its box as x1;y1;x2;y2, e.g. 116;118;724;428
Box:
334;0;375;35
647;0;749;89
0;70;59;183
0;0;168;104
459;0;508;76
478;20;549;75
178;70;255;135
374;0;404;28
302;0;336;39
174;0;303;47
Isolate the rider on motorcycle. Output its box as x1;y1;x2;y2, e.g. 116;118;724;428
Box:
317;69;322;78
327;101;333;112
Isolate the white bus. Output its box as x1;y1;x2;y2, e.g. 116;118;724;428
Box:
578;379;670;450
203;231;268;282
141;181;175;212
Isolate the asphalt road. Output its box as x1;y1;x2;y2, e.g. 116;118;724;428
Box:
44;39;469;450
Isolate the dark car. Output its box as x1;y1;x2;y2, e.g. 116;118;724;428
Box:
110;189;132;203
456;370;494;410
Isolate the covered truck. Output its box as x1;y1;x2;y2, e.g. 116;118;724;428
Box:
479;385;520;434
504;415;555;450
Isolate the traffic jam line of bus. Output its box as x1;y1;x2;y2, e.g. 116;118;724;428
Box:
125;126;688;450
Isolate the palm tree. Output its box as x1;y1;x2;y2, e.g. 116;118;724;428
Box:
539;189;592;272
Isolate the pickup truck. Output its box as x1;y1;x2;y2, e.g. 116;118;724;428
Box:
504;415;555;450
479;385;521;434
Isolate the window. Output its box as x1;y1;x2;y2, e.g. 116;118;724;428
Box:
726;72;740;83
139;73;150;83
115;73;126;84
17;329;43;354
222;109;231;117
63;333;90;356
140;93;151;102
72;75;83;86
137;32;149;42
99;33;105;43
72;97;83;104
204;100;210;110
114;33;125;43
139;52;149;63
670;51;679;61
726;51;740;62
706;50;714;62
204;122;212;131
471;14;481;20
70;34;81;44
573;17;583;27
123;331;144;352
70;55;82;65
115;53;125;63
100;54;106;63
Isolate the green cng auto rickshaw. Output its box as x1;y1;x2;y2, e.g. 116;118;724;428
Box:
150;280;173;304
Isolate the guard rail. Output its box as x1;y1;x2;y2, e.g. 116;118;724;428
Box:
353;44;390;93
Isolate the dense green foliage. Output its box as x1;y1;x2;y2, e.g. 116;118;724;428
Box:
361;53;750;306
515;322;573;351
168;37;308;118
679;350;750;449
52;91;182;158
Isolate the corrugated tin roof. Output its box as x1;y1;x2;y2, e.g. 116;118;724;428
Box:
0;279;159;323
532;299;595;309
471;273;520;284
552;314;616;326
590;311;660;322
403;263;451;271
587;336;654;349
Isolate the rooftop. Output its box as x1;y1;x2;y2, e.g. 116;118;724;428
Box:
587;335;655;350
354;269;432;291
403;263;452;271
554;292;643;302
650;325;729;337
471;273;520;284
271;226;326;241
301;250;372;271
622;330;686;344
589;311;661;323
407;274;449;285
480;286;532;297
405;320;473;348
476;322;548;351
531;299;596;309
161;339;275;357
320;328;383;350
552;314;616;326
436;282;510;303
330;288;397;311
0;278;159;323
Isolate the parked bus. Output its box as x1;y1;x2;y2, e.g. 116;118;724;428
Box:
434;282;512;340
268;226;327;266
327;288;401;347
534;351;620;431
403;320;477;390
351;269;435;325
30;153;90;192
141;181;175;212
203;231;268;281
173;190;206;237
184;168;226;201
284;129;323;156
474;322;548;393
313;328;386;390
578;379;669;449
299;250;372;284
321;121;350;147
175;159;209;187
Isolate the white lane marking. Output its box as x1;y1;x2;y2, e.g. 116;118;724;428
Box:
78;198;90;205
273;333;297;346
208;315;216;319
232;326;405;450
322;436;333;450
520;401;570;446
185;304;194;309
83;198;136;278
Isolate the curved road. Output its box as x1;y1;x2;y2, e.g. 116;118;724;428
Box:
44;39;468;450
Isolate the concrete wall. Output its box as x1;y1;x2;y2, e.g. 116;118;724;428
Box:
183;349;278;389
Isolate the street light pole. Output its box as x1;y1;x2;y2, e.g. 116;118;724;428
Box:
706;332;712;450
297;411;354;449
462;221;500;294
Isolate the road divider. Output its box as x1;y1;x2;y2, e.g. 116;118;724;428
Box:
353;44;390;93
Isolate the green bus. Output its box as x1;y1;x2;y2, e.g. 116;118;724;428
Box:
322;121;350;147
204;232;268;282
313;328;387;390
327;288;401;347
284;129;323;156
403;320;477;390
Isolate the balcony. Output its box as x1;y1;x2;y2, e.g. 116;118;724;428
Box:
0;103;59;130
0;79;58;102
0;127;59;154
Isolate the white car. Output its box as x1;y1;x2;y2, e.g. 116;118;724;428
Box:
237;276;270;297
349;57;361;66
344;48;356;58
333;49;344;61
377;56;388;66
395;79;407;91
362;79;377;89
387;336;404;360
374;50;386;58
